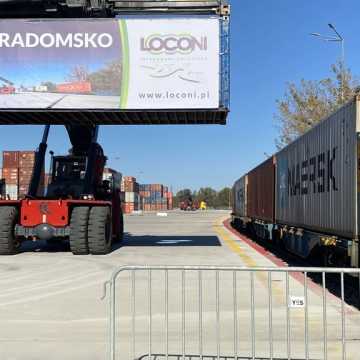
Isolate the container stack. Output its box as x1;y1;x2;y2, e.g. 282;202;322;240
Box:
164;187;174;210
1;151;44;199
139;184;173;212
122;176;140;214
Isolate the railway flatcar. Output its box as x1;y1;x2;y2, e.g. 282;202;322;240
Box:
232;95;360;268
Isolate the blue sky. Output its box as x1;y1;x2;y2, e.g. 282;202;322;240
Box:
1;1;360;192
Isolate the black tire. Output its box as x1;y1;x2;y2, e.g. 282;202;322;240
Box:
0;206;19;255
116;208;124;244
70;206;90;255
88;206;112;255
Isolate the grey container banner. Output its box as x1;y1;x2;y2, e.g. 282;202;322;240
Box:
275;96;359;239
232;175;247;218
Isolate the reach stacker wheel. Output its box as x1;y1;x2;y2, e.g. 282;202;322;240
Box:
70;206;90;255
115;208;124;244
88;206;112;255
0;206;19;255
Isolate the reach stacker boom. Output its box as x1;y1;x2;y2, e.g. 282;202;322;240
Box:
0;76;15;95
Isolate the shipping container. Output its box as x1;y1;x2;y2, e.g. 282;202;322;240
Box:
0;13;230;125
5;184;18;200
56;82;92;94
125;192;141;204
19;151;35;168
232;175;247;218
276;96;360;240
124;176;136;182
3;151;19;168
2;168;19;185
247;156;276;223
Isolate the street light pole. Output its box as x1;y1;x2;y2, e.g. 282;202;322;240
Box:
310;23;345;101
328;23;345;63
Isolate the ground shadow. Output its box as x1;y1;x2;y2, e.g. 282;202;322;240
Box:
121;233;221;247
17;239;70;253
17;232;221;254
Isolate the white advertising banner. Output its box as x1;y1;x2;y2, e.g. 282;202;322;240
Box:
125;17;220;109
0;17;220;110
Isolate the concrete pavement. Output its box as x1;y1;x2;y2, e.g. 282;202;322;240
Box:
0;210;358;360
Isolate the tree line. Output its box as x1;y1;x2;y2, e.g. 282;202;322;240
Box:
174;187;233;209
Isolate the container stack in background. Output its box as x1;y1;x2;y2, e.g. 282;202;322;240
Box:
165;187;173;210
0;151;44;200
120;177;173;214
121;176;140;214
139;184;173;212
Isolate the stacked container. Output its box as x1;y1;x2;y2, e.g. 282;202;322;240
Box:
122;176;141;214
2;151;19;199
1;151;44;199
139;184;173;211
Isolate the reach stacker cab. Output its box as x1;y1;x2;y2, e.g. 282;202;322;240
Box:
0;124;124;255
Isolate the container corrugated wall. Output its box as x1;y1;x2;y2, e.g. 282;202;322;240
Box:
276;97;359;239
247;156;276;223
232;175;247;217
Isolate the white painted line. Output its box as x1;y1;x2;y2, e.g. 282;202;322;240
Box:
157;212;168;217
156;240;192;245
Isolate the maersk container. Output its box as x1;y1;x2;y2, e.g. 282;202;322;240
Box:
276;96;360;247
0;10;230;125
232;175;247;218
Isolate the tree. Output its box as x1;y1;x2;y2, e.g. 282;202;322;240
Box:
88;61;122;95
215;187;232;209
275;62;359;148
66;65;89;82
173;189;193;208
196;187;217;207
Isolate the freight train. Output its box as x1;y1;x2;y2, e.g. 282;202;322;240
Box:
232;95;360;269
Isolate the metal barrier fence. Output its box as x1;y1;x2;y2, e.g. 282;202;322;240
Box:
102;266;360;360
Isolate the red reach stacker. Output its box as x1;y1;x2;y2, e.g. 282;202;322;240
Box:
0;124;124;255
0;76;15;94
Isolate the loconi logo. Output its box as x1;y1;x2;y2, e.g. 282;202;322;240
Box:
0;32;113;48
140;34;207;54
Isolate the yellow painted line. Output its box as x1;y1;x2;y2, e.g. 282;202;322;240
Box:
213;219;285;304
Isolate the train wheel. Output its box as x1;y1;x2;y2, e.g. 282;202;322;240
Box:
0;206;19;255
